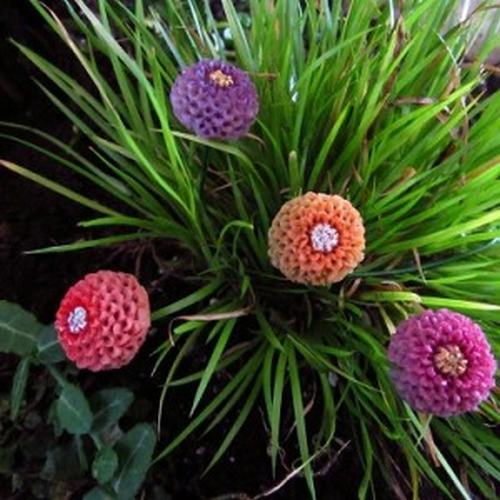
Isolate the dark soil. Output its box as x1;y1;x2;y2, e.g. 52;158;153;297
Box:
0;2;455;499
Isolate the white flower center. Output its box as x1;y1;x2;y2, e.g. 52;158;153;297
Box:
310;223;339;253
68;306;87;334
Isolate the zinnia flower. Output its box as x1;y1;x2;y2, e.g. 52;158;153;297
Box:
170;59;259;140
268;192;365;286
388;309;497;417
55;271;151;371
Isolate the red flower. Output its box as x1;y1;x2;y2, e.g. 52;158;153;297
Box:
268;192;365;285
55;271;150;371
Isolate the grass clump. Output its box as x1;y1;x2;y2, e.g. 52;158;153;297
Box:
1;0;500;498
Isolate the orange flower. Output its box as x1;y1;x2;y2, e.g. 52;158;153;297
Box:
268;192;365;286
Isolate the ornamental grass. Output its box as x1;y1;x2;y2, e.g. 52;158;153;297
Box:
1;1;499;498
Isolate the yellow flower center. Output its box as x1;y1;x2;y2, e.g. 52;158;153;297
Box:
209;69;234;87
434;345;468;377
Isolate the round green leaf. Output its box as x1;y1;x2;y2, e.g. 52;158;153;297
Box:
10;358;31;420
0;301;41;356
37;325;66;364
90;388;134;433
56;383;93;435
111;424;156;499
92;447;119;485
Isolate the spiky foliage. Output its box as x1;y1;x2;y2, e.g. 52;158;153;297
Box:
1;1;500;498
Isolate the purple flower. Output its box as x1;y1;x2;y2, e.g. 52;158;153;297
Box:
170;59;259;140
388;309;496;417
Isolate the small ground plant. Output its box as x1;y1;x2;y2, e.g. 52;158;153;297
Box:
1;1;500;498
0;301;155;499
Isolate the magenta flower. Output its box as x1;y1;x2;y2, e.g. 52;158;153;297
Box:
170;59;259;140
388;309;496;417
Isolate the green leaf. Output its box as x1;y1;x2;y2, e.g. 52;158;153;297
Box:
221;0;255;70
36;324;66;364
151;279;223;321
25;232;160;255
358;420;374;499
0;160;120;217
190;318;236;415
0;301;41;356
92;447;119;485
288;344;316;500
10;358;31;421
204;371;262;474
270;347;288;475
154;345;268;462
111;423;156;500
90;388;134;433
56;383;94;435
